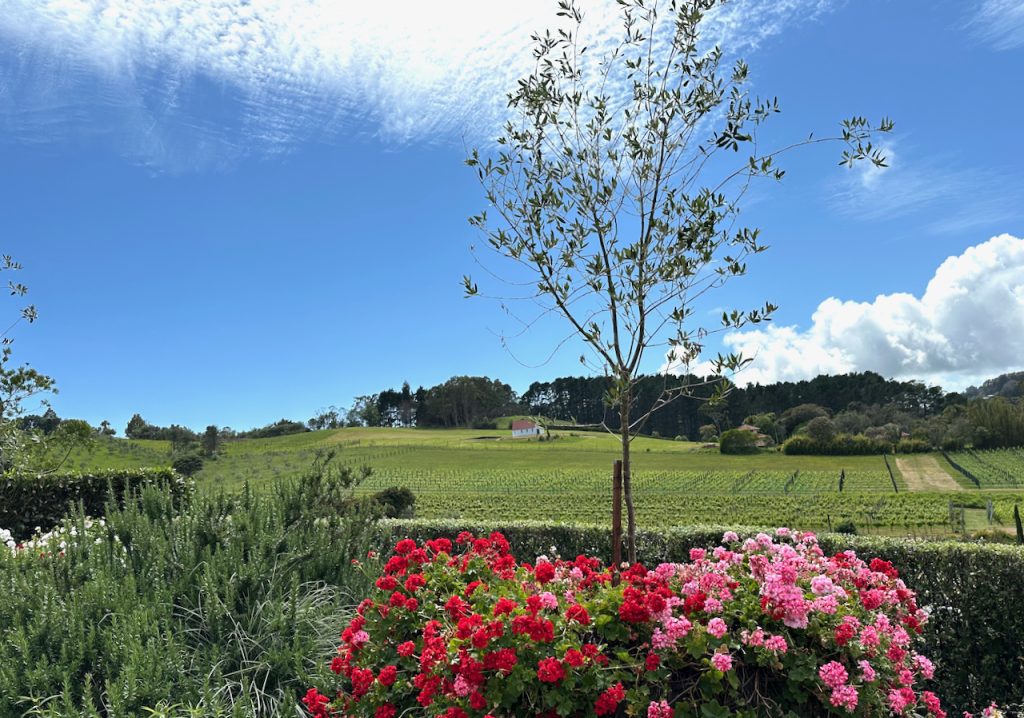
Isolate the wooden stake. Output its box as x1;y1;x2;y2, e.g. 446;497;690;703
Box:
612;460;622;585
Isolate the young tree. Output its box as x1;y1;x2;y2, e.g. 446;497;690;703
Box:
465;0;890;561
0;255;57;474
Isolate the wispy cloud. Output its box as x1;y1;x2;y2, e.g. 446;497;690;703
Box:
0;0;839;169
969;0;1024;50
675;233;1024;391
828;142;1022;233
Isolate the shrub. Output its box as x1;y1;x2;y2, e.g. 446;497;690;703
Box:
806;416;837;443
171;453;204;476
718;428;758;454
835;519;858;535
895;439;930;454
309;529;946;718
372;487;416;518
0;467;190;540
0;476;378;718
378;519;1024;712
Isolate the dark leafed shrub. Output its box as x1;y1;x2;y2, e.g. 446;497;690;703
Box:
171;453;205;477
0;468;191;540
371;486;416;518
718;428;758;454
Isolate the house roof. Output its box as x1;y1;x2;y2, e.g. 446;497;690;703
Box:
511;420;537;430
737;424;760;432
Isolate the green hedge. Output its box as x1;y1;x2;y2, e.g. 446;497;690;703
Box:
0;468;191;540
379;519;1024;712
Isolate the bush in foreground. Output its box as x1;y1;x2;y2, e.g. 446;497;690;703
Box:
307;529;943;718
0;473;378;718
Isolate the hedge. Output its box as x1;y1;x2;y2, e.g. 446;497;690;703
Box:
0;468;191;540
379;518;1024;712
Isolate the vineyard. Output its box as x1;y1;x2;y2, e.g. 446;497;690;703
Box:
944;448;1024;488
68;428;1024;535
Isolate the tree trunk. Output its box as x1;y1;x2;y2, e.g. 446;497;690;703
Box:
619;395;637;564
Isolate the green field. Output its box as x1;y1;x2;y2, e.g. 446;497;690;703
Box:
68;428;1024;536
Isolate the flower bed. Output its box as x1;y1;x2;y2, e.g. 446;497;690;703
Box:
307;528;947;718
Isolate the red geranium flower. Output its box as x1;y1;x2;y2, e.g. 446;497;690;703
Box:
534;561;556;583
536;657;566;683
595;682;625;716
377;665;398;687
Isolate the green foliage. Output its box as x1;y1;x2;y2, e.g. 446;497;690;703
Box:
371;486;416;518
834;519;858;534
783;433;891;455
0;468;190;540
201;425;220;456
380;518;1024;711
237;419;309;439
805;416;837;443
171;454;204;477
895;438;931;454
0;477;378;718
779;404;829;435
124;414;200;446
0;256;58;475
718;429;759;455
967;398;1024;449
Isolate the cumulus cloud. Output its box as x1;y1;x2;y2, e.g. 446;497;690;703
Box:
0;0;838;168
969;0;1024;50
679;233;1024;390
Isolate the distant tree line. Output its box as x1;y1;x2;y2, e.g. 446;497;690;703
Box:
114;369;1024;455
346;370;1024;451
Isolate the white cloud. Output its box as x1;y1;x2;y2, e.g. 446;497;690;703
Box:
828;142;1023;233
0;0;838;168
679;233;1024;390
969;0;1024;50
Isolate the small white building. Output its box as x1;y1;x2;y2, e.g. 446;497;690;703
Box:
511;419;545;438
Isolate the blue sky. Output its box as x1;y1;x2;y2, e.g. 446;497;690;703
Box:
2;0;1023;433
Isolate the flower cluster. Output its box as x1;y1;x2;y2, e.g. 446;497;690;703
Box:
1;518;122;558
306;529;945;718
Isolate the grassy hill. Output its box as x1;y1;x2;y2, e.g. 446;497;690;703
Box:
65;427;1024;536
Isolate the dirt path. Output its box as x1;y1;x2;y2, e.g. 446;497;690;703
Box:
896;455;963;492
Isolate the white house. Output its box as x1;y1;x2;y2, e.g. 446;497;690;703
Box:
511;419;545;438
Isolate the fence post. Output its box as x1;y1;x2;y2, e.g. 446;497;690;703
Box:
612;460;622;585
